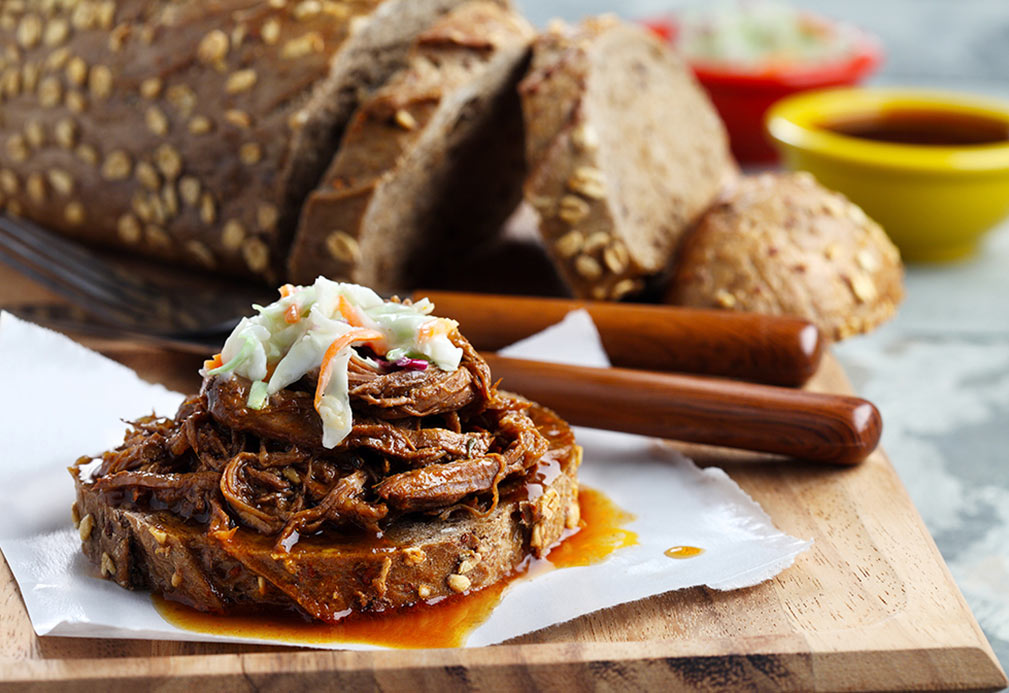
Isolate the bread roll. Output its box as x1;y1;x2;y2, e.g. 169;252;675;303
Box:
668;172;903;340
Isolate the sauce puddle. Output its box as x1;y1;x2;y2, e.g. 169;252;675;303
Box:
664;545;704;559
154;486;637;648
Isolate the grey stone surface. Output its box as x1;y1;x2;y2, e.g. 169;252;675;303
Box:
517;0;1009;677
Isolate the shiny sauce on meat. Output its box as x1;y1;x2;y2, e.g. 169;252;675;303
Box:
154;486;637;648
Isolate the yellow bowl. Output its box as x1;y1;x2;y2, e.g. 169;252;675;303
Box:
766;88;1009;262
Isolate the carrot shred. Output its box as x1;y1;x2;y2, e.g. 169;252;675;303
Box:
337;295;362;326
314;328;385;410
279;284;295;298
284;303;300;324
204;353;223;370
418;319;450;342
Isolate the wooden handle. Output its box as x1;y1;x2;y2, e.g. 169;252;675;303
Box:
483;354;881;464
417;291;823;387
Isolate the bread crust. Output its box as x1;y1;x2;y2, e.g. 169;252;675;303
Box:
72;399;581;621
519;17;735;300
668;172;904;340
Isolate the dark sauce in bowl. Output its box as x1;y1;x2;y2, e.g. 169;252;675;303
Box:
821;109;1009;146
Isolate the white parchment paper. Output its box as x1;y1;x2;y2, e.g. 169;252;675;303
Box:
0;310;811;648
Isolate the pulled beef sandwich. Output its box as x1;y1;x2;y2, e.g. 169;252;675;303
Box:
70;280;581;622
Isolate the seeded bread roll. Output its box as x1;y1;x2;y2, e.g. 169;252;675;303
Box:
668;172;904;340
518;16;736;301
0;0;478;282
287;1;531;291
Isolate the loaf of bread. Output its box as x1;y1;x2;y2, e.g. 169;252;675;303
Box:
0;0;478;282
287;1;532;292
518;16;736;301
668;172;903;340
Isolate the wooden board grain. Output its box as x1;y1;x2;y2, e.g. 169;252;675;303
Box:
0;271;1005;692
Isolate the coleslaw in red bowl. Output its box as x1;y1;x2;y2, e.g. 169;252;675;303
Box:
644;3;882;162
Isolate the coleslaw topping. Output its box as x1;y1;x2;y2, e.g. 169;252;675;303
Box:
201;278;462;448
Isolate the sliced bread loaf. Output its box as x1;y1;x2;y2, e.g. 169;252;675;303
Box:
519;17;736;300
287;1;532;291
668;172;904;340
0;0;477;282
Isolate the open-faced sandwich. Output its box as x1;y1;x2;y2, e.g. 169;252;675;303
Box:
70;279;581;622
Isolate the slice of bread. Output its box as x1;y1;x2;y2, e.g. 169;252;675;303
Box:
668;172;904;340
519;17;736;300
71;400;580;621
287;2;532;291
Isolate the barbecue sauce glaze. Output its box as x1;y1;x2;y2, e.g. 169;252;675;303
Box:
154;486;637;648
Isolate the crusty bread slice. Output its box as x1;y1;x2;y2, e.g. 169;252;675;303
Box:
287;1;533;291
519;17;736;300
72;400;580;621
668;172;904;340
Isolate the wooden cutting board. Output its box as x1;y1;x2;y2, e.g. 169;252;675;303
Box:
0;274;1005;691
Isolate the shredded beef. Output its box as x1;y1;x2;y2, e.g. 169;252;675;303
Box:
374;456;505;511
80;331;548;552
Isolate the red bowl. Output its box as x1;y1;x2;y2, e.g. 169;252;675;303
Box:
642;17;883;163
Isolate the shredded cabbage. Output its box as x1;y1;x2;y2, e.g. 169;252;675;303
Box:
206;333;258;377
247;380;269;410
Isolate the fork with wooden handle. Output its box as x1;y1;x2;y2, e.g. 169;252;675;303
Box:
420;291;823;387
1;211;823;385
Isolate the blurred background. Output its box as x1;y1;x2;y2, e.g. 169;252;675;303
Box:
518;0;1009;97
520;0;1009;672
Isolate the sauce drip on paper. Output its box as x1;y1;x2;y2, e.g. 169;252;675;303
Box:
664;545;705;559
154;487;637;649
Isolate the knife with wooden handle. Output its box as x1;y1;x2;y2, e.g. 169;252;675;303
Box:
483;354;880;464
10;304;873;462
418;291;823;387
